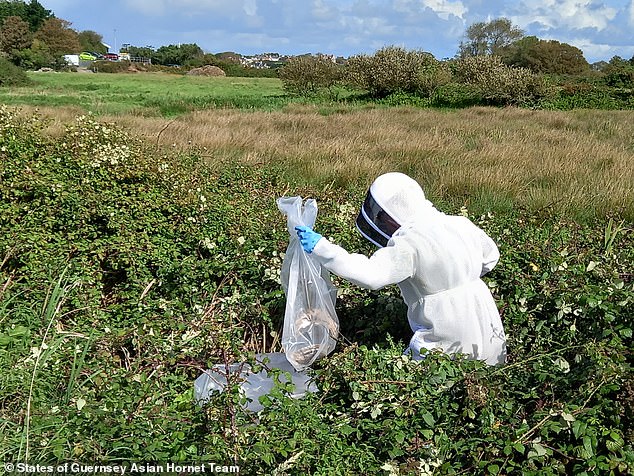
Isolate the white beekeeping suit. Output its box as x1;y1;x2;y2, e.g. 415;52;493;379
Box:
309;172;507;365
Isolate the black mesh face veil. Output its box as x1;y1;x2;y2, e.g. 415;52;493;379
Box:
355;190;401;248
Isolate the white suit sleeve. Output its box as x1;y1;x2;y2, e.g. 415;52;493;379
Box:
479;229;500;276
311;236;416;291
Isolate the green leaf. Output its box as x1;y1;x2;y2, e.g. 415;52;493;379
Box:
421;411;435;427
532;443;547;457
606;431;623;453
340;424;355;436
582;436;594;458
572;420;586;438
487;464;500;475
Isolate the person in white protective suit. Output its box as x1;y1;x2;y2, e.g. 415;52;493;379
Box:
295;172;507;365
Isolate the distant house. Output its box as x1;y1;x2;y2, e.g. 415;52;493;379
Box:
240;52;291;69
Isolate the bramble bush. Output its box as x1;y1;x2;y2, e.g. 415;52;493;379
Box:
0;108;632;474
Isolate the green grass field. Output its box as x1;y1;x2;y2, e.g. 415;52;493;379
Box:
1;72;290;116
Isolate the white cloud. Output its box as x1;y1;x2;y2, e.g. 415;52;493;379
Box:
512;0;617;32
244;0;258;16
567;37;631;62
421;0;467;20
391;0;467;20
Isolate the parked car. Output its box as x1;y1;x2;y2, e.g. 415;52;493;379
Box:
103;53;119;61
79;52;97;61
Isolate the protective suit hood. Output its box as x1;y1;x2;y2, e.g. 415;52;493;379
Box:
356;172;435;247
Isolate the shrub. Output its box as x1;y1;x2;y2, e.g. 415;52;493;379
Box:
0;57;31;86
452;55;551;106
345;46;450;98
279;54;342;95
431;83;483;108
603;64;634;88
90;60;132;73
541;80;634;110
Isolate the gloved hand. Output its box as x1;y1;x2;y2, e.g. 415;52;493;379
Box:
295;226;323;253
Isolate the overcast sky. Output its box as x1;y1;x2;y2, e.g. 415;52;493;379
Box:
39;0;634;63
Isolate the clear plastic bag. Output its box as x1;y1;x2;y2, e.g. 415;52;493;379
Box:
194;352;317;412
277;196;339;370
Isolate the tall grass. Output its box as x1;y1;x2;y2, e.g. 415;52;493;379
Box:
100;105;634;220
6;70;633;219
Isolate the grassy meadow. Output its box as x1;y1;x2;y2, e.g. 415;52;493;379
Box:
0;72;288;116
8;72;634;220
0;72;632;474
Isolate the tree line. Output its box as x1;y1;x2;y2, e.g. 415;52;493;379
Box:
279;18;634;109
0;0;277;76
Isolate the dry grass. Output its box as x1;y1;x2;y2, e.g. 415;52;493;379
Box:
22;104;634;218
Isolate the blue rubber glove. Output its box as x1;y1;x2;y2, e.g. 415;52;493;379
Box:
295;225;323;253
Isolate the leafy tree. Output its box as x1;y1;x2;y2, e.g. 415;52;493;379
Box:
0;0;26;24
458;17;523;57
78;30;106;54
23;0;50;31
0;15;32;58
602;55;634;88
501;36;589;74
125;44;155;58
11;36;50;69
0;0;51;31
345;46;450;98
152;43;203;66
33;17;80;56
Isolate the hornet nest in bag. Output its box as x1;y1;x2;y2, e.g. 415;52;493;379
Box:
289;308;339;366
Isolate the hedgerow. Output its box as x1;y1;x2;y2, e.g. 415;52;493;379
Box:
0;108;632;474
